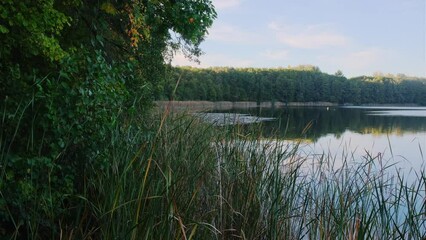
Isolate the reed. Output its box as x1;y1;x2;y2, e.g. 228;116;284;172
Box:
1;108;425;239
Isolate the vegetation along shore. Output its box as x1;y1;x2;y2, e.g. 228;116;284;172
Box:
160;66;426;106
1;0;425;239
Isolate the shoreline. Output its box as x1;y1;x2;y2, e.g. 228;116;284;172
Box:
155;101;337;111
154;101;420;112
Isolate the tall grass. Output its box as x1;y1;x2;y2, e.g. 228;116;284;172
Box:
76;111;425;239
2;108;425;239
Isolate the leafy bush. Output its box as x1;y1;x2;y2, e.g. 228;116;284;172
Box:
0;49;144;237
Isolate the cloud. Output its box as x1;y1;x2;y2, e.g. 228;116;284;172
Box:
261;50;289;60
172;51;254;68
316;48;388;76
268;21;349;49
349;49;381;63
278;32;348;49
171;51;200;67
342;49;385;70
212;0;242;10
267;21;281;31
207;23;264;44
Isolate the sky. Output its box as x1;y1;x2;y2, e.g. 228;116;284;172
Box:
172;0;426;78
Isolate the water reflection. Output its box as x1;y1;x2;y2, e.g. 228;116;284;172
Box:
301;130;425;175
193;112;275;126
367;110;426;117
209;106;426;176
211;106;426;141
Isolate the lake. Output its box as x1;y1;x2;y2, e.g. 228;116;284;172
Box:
200;106;426;179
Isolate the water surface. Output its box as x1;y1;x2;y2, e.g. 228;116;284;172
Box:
206;106;426;175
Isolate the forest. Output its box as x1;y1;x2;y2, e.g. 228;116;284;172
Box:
162;66;426;105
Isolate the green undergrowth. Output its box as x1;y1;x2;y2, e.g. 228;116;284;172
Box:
1;107;425;239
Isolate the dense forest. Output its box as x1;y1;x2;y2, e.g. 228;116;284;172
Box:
161;66;426;105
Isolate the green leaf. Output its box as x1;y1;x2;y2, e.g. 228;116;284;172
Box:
0;24;9;33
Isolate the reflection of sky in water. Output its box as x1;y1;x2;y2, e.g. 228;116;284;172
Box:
368;110;426;117
205;107;426;182
298;130;426;182
343;106;426;110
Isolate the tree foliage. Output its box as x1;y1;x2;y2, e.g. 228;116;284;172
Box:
163;67;426;105
0;1;216;238
0;0;70;61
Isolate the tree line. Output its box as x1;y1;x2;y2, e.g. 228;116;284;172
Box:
161;66;426;105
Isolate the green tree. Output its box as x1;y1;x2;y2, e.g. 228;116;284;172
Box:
334;70;344;77
0;1;216;237
167;67;426;106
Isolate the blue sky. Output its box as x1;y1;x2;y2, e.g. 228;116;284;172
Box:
172;0;426;78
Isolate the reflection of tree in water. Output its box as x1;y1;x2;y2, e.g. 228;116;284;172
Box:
213;107;426;141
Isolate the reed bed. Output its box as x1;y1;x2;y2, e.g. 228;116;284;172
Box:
1;110;425;239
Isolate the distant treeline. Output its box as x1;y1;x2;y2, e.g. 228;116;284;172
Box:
161;66;426;105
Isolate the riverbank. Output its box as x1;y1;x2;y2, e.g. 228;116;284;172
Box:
155;100;338;112
155;101;423;112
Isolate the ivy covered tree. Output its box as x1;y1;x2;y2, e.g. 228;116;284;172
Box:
0;0;216;238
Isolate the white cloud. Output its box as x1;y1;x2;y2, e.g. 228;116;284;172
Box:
343;49;384;70
316;48;389;76
278;32;348;49
267;21;281;31
172;51;254;68
171;51;201;67
261;50;289;60
349;50;381;63
204;54;254;67
207;23;264;44
212;0;242;10
268;21;349;49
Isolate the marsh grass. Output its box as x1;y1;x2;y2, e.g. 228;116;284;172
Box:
1;107;425;239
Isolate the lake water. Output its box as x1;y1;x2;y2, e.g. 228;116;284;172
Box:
202;106;426;178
